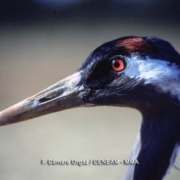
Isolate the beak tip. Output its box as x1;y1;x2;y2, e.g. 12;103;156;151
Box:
0;71;86;126
0;118;9;126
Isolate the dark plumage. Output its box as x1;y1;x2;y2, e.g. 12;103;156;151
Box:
0;36;180;180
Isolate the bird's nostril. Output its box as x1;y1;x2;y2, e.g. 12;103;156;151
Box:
37;92;58;104
38;95;55;103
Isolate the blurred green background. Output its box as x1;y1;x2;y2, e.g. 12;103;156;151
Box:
0;1;180;179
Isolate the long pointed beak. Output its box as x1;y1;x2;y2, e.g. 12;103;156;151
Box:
0;71;89;126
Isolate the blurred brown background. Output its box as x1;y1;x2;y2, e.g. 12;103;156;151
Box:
0;1;180;179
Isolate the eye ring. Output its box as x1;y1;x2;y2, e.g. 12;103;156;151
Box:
111;59;125;72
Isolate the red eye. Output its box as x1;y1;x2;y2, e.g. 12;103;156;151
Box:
111;59;125;72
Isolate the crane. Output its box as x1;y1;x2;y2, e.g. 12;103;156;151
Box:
0;36;180;180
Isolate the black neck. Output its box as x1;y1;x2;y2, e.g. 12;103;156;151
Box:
134;104;180;180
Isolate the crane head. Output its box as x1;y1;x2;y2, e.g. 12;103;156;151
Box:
0;36;180;125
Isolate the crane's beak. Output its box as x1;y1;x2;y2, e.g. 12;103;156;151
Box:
0;71;90;126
